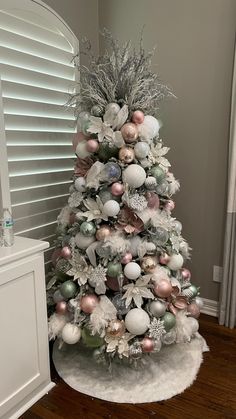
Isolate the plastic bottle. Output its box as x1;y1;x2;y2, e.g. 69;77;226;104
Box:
2;208;14;246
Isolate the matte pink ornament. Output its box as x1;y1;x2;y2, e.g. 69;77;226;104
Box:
146;192;160;209
52;248;62;267
181;268;191;281
72;132;88;152
141;337;155;353
159;253;170;265
132;110;145;124
165;200;175;212
80;294;99;314
86;139;99;153
121;123;138;143
56;301;68;315
187;302;200;319
61;246;72;260
153;278;173;298
121;252;133;264
111;182;124;196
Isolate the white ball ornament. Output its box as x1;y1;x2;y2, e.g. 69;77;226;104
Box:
124;262;141;280
138;115;160;142
103;200;120;217
122;164;146;188
75;232;96;249
61;323;81;344
76;141;91;159
134;142;150;159
167;253;184;271
125;308;150;335
74;177;86;192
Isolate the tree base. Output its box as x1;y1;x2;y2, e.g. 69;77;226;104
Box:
52;334;208;403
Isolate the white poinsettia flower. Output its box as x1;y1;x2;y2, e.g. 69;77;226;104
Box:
122;275;154;308
148;142;171;170
66;252;92;285
68;192;83;208
76;196;108;222
87;116;114;143
105;332;134;358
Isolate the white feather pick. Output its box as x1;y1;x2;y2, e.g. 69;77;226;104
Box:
89;296;117;336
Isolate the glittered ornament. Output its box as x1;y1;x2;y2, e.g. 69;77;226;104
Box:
159;253;170;265
125;308;150;335
100;162;121;183
181;284;199;299
121;252;132;264
134;142;150;159
106;319;126;337
153;278;173;298
75;232;96;250
105;102;120;114
153;339;162;352
146;192;160;209
53;289;64;303
107;262;122;277
112;293;130;315
161;312;176;332
121;122;138;143
96;225;111;241
111;182;124;196
61;323;81;344
141;256;158;273
145;176;157;190
167;254;184;271
86;139;99;153
122;164;146;188
124;262;141;280
165;199;175;212
131;110;145;124
82;326;104;348
76;140;91;159
141;337;154;353
119;146;135;164
129;342;142;359
60;280;77;299
150;165;165;182
80;294;99;314
103;200;120;217
74;177;86;192
56;301;68;315
80;221;96;237
138;115;160;141
91;104;103;116
149;300;166;318
187;302;200;318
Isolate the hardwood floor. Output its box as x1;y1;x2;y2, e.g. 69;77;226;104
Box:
21;315;236;419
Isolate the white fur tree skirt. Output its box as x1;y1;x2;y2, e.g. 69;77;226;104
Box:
53;333;208;403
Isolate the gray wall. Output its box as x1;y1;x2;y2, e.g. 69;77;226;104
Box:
44;0;236;301
99;0;236;301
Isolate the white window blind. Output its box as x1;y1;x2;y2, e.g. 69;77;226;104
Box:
0;0;78;269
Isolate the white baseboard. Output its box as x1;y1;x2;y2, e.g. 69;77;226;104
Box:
201;298;219;317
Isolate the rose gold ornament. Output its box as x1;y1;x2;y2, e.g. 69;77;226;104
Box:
121;123;139;143
61;246;72;259
56;301;68;315
181;268;191;281
165;199;175;212
80;294;99;314
153;278;173;298
146;192;160;209
132;110;145;125
141;337;155;353
111;182;124;196
159;253;170;265
119;146;135;164
187;302;200;319
95;225;112;241
86;139;99;153
141;256;158;273
52;248;62;267
121;252;133;264
106;319;126;337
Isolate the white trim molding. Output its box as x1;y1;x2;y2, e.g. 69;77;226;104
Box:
201;298;219;317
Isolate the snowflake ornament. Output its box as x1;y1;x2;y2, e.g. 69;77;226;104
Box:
128;194;148;212
89;265;107;294
148;317;166;340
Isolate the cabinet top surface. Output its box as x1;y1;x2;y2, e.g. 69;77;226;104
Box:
0;236;49;266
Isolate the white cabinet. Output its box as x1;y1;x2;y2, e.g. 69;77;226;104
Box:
0;237;54;419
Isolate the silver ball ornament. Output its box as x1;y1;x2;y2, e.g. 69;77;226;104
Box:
149;300;166;318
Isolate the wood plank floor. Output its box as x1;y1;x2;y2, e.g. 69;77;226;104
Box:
21;315;236;419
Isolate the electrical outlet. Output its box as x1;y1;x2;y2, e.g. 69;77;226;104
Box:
213;265;223;283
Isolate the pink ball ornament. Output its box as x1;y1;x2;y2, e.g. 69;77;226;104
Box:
181;268;191;281
121;252;133;264
52;248;62;267
80;294;99;314
72;132;87;152
159;253;170;265
121;123;138;143
141;337;155;353
146;192;160;209
165;200;175;212
86;139;99;153
187;302;200;319
56;301;68;315
61;246;72;260
153;278;173;298
132;110;145;124
111;182;124;196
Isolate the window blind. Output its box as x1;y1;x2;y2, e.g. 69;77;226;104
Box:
0;5;78;269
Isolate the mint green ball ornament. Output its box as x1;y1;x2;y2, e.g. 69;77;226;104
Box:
60;280;77;299
162;312;176;332
80;221;96;237
150;165;165;182
82;327;104;348
107;262;122;277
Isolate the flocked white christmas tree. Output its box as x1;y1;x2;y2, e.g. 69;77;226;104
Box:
47;32;203;361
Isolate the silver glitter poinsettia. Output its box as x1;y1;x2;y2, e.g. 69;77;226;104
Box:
122;276;154;308
87;116;114;143
148;317;166;340
89;265;107;294
67;252;93;285
148;142;171;170
76;196;108;222
128;193;148;212
105;332;134;358
68;191;83;208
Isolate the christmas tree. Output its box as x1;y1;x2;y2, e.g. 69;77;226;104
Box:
47;33;203;361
